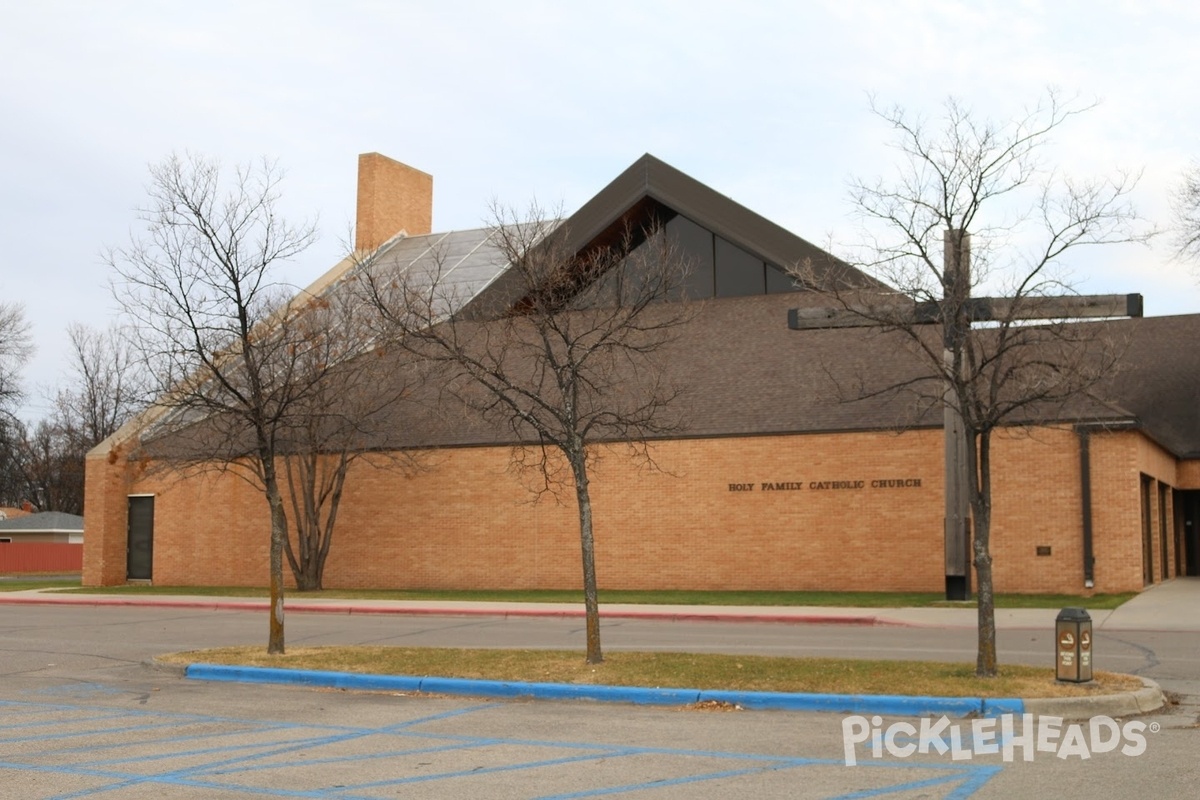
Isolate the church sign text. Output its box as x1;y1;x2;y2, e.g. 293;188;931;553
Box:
728;478;922;492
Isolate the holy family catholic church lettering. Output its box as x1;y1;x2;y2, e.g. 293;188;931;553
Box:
727;478;923;492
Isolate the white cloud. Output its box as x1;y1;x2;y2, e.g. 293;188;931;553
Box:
2;0;1198;417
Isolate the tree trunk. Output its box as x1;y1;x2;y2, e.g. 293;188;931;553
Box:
264;470;287;655
570;455;603;665
310;458;349;591
283;451;350;592
970;430;996;677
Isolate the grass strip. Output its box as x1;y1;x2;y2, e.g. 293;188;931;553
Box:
161;646;1140;699
0;579;81;592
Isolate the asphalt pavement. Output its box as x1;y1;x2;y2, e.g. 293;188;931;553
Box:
3;577;1198;719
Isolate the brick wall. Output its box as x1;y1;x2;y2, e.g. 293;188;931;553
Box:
1177;460;1200;488
82;446;139;586
355;153;433;251
83;427;1193;594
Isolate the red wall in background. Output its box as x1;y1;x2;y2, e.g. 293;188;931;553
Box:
0;543;83;573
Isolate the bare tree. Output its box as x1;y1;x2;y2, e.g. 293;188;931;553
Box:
361;206;695;664
0;303;32;424
15;419;82;513
109;153;319;654
797;93;1151;677
11;324;151;514
278;290;422;591
0;304;33;507
56;323;145;445
0;419;34;509
1171;160;1200;262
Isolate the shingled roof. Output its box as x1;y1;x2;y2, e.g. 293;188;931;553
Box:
0;511;84;533
459;154;880;319
122;154;1200;463
328;291;1199;457
1100;313;1200;457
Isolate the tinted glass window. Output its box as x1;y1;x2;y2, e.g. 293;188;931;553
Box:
665;215;715;299
766;263;797;294
573;213;789;305
715;236;765;297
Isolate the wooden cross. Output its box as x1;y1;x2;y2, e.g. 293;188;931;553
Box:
788;232;1143;600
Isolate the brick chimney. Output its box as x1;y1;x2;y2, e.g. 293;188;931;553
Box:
355;153;433;252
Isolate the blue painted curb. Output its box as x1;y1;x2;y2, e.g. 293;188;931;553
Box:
185;663;1025;717
186;664;424;693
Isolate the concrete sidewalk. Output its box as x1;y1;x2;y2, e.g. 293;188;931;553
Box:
0;588;1075;628
2;576;1197;631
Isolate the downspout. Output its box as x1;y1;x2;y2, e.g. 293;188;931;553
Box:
1076;426;1096;588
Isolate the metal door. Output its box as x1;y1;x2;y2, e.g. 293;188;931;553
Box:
126;496;154;580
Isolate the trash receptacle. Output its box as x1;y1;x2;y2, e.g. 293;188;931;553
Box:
1055;607;1092;683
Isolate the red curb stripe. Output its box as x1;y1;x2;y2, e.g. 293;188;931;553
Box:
0;595;895;626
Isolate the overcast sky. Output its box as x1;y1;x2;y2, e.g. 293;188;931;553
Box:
3;1;1198;419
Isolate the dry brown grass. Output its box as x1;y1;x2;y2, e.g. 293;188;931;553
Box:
160;646;1141;699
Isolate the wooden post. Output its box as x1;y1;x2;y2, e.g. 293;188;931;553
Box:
785;234;1141;602
943;230;972;601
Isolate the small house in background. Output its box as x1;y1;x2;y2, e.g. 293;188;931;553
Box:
0;512;84;544
0;512;84;574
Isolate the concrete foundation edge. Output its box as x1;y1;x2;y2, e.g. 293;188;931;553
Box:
1022;677;1164;719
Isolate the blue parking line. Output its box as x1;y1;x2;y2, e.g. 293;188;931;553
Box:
53;724;288;760
0;709;133;731
337;748;641;791
0;698;361;734
9;760;326;800
0;700;492;800
0;719;204;745
188;738;492;776
536;760;805;799
829;764;1003;800
96;705;496;786
1;696;1004;800
77;731;376;768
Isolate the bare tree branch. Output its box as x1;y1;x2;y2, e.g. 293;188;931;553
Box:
109;153;320;654
0;303;32;425
1171;160;1200;262
358;204;697;664
796;92;1152;677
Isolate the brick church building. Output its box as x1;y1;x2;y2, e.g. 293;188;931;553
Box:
83;154;1200;595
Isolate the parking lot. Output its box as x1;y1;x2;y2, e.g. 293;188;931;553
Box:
0;602;1196;797
3;679;1010;799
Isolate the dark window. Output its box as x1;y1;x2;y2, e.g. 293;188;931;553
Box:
666;215;715;299
766;263;796;294
575;212;799;305
715;236;765;297
582;268;618;307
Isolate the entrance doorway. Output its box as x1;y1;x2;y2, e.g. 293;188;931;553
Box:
1159;482;1170;581
1178;490;1200;577
126;496;154;580
1140;475;1154;585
